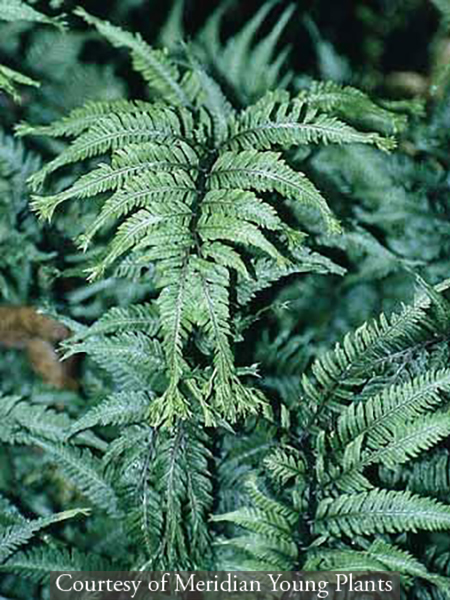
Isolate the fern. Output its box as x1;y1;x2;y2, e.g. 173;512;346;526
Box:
23;10;397;427
216;282;450;596
0;507;89;563
3;0;450;593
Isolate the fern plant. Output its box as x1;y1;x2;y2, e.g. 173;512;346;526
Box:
22;8;396;428
215;281;450;595
4;0;450;595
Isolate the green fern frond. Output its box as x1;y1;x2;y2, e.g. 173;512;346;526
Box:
204;0;294;103
209;149;340;234
0;508;89;563
31;438;119;516
0;64;39;102
0;395;103;449
0;546;112;582
75;8;191;106
225;91;395;152
70;391;151;435
212;478;298;569
0;0;64;99
302;280;450;429
0;0;65;29
316;489;450;537
67;303;160;342
263;447;306;485
299;80;408;135
335;369;450;448
132;423;213;568
305;539;440;585
383;450;450;503
23;12;403;426
28;107;194;193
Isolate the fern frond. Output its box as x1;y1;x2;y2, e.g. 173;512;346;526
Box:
263;447;306;485
0;394;103;448
24;13;404;425
225;91;395;152
335;369;450;448
67;303;160;343
305;539;438;584
29;107;194;193
302;280;450;428
397;451;450;500
237;248;345;306
334;413;450;493
16;99;154;138
316;489;450;537
0;508;89;563
65;330;165;390
70;391;151;435
0;0;65;99
0;65;39;102
212;478;298;570
132;423;213;568
75;8;191;106
0;0;65;29
299;81;408;135
31;438;119;516
208;149;340;234
211;0;294;102
0;546;112;582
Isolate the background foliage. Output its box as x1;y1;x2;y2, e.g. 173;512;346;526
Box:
2;1;450;598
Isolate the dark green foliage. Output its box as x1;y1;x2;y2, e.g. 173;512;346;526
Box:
3;1;450;598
